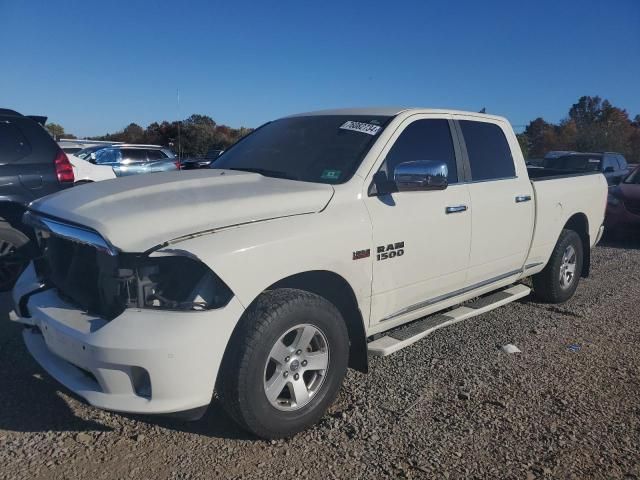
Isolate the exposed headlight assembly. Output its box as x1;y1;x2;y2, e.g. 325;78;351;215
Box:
112;255;233;314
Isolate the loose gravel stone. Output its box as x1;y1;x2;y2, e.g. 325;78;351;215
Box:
1;235;639;479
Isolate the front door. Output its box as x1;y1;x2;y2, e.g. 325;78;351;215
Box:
364;116;472;326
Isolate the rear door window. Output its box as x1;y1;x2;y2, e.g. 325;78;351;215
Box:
383;119;458;183
121;149;148;163
146;150;165;160
0;121;32;163
459;120;515;181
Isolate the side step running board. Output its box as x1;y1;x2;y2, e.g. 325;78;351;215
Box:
367;284;531;356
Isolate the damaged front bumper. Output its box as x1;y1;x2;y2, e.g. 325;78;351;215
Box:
12;263;245;417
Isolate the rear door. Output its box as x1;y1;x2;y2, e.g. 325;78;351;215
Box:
365;115;472;325
117;149;149;176
146;149;174;172
454;117;535;287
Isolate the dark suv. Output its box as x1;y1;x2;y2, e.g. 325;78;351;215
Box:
181;148;224;170
543;151;630;186
0;108;74;290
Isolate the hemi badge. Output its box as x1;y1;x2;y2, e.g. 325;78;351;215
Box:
352;249;371;260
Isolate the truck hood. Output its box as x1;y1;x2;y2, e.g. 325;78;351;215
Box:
29;170;334;252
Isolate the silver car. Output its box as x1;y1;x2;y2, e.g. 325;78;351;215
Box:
85;145;179;177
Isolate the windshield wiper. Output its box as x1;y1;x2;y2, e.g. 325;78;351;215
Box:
229;167;298;180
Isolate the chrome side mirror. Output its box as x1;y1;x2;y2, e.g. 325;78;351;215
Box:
394;160;448;191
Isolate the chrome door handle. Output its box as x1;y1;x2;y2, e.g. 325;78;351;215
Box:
445;205;468;214
515;195;532;203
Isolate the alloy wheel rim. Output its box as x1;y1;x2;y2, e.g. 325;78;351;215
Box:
559;244;577;290
263;324;330;411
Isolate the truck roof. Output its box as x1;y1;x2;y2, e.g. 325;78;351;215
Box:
287;107;508;123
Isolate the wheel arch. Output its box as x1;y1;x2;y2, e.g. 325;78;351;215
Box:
267;271;369;373
215;269;369;400
563;212;590;277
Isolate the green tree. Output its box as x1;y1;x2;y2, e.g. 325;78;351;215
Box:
555;119;577;151
122;123;145;143
46;123;67;140
516;133;529;159
523;117;558;157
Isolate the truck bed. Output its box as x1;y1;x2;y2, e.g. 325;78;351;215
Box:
524;170;607;273
527;167;602;182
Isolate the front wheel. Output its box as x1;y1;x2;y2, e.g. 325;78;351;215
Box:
219;289;349;439
532;229;584;303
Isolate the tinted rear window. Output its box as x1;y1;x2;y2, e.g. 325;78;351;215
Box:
459;120;515;181
122;149;148;162
544;154;602;171
0;121;32;163
147;150;165;160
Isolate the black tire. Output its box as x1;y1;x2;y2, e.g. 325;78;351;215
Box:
532;229;583;303
219;288;349;439
0;220;30;292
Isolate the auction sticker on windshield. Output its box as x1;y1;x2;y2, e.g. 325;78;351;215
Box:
340;121;382;136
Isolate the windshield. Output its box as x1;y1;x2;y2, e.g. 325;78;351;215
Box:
212;115;392;184
543;154;602;171
624;167;640;184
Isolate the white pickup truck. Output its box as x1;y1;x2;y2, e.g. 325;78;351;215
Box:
11;108;607;439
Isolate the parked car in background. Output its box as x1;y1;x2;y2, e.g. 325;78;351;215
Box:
59;139;119;156
544;150;575;160
525;157;544;168
606;166;640;232
543;152;630;186
58;141;84;155
68;153;117;184
181;148;224;170
83;144;179;177
0;108;74;290
12;108;607;439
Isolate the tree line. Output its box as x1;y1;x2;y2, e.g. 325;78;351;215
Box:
47;114;252;158
47;95;640;162
517;95;640;162
89;114;253;158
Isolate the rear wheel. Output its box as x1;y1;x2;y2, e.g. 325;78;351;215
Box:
0;221;30;292
532;229;583;303
219;288;349;439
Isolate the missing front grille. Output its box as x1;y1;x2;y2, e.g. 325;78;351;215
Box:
41;236;127;320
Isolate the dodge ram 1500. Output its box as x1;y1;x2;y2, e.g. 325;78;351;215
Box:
11;108;607;438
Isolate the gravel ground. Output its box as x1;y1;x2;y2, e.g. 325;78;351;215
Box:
1;234;639;480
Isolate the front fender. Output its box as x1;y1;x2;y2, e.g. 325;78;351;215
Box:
154;198;374;325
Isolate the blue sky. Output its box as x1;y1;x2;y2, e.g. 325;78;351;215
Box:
1;0;638;137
